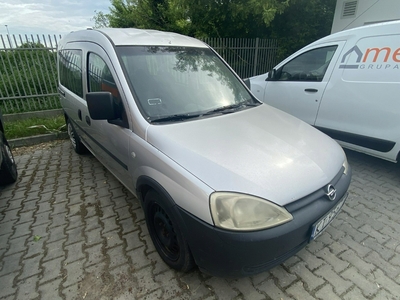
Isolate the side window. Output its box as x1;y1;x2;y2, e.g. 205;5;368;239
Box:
59;49;83;97
87;53;127;124
278;46;338;82
88;53;120;99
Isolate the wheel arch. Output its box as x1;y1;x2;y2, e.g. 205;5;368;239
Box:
136;175;176;208
135;175;196;245
63;111;70;123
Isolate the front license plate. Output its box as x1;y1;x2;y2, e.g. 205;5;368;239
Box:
310;194;347;241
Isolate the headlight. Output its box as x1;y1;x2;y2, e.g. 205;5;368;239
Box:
210;192;293;231
343;157;349;175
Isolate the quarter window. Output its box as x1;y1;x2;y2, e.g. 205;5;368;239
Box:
59;49;83;97
278;46;338;82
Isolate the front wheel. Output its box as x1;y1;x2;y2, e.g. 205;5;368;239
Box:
0;132;17;185
144;189;194;272
66;119;86;154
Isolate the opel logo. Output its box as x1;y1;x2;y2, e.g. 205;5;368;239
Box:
325;184;337;201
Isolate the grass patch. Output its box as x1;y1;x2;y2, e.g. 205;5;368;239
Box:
4;115;66;139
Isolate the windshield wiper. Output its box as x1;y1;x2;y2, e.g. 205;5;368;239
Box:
150;113;201;123
204;101;260;116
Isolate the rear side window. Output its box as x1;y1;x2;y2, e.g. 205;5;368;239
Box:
278;46;338;82
58;49;83;97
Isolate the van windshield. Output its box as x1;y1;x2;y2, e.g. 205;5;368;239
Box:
116;46;259;123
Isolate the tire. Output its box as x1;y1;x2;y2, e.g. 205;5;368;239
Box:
0;131;17;185
144;189;194;272
67;119;87;154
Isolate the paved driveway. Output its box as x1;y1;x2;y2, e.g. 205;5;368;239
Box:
1;140;400;300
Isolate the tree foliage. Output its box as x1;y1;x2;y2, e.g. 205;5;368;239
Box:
267;0;336;59
177;0;290;37
94;0;290;37
93;0;336;60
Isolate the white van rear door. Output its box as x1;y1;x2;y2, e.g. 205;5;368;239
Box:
263;42;345;125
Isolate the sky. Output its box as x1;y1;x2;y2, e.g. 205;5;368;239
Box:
0;0;111;37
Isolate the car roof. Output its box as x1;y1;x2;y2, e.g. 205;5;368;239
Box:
60;28;207;48
306;20;400;47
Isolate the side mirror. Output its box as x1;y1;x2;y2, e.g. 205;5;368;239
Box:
266;69;276;81
243;78;251;89
86;92;118;120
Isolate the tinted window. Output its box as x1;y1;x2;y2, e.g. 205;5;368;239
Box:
59;49;83;97
278;46;338;82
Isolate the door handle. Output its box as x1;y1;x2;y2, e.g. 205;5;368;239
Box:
58;87;65;96
305;88;318;93
85;116;91;126
78;109;82;121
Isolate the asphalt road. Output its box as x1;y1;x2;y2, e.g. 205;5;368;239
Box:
1;140;400;300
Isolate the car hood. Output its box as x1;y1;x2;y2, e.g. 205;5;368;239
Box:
146;105;345;206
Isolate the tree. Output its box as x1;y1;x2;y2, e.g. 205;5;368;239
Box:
92;0;336;63
93;0;190;34
93;0;290;37
267;0;336;59
177;0;290;38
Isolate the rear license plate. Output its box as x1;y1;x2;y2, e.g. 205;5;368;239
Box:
310;194;347;241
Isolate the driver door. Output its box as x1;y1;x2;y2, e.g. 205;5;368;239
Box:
263;43;344;125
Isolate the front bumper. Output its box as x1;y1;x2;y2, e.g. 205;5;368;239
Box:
178;167;352;277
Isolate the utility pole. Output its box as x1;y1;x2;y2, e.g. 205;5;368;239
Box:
5;24;13;48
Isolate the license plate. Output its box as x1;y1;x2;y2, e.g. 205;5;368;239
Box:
310;194;347;241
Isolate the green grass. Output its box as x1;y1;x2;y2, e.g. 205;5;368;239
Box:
4;115;66;139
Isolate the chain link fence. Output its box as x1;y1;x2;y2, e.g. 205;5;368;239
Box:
0;34;278;115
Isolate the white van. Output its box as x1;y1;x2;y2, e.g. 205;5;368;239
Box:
58;28;351;277
249;21;400;162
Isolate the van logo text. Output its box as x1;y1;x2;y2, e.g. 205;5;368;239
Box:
339;45;400;69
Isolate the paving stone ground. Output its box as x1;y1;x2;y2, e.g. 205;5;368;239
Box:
1;140;400;300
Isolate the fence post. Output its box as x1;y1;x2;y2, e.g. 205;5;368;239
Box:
253;37;259;77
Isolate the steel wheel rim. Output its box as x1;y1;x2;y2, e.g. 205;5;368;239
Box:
67;122;77;149
4;144;15;164
152;204;180;261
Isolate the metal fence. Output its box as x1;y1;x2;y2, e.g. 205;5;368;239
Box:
202;37;279;79
0;34;62;114
0;34;279;114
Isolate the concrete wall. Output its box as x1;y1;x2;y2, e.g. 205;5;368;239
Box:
331;0;400;33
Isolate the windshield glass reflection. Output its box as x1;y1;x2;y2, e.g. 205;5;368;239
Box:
116;46;258;122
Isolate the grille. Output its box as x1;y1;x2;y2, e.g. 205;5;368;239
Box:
342;0;358;18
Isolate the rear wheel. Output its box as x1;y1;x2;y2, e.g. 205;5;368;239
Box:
67;119;86;154
144;189;194;272
0;132;17;185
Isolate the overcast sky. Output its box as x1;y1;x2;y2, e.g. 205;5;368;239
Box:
0;0;110;37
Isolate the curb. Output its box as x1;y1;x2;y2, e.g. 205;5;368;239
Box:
9;132;69;148
3;109;63;122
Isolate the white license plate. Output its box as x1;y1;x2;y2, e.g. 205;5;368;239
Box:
310;194;347;240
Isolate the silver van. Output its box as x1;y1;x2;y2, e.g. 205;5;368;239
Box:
57;28;351;277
